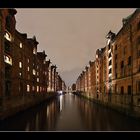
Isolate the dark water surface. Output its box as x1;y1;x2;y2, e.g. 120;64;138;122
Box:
0;93;140;131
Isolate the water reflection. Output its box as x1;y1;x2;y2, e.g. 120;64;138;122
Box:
0;98;60;131
59;95;63;112
77;96;140;131
1;94;140;131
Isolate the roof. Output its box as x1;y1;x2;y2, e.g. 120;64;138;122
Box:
114;8;140;41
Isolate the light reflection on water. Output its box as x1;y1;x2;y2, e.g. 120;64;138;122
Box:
59;95;63;112
0;94;140;131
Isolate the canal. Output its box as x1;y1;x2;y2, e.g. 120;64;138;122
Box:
0;93;140;131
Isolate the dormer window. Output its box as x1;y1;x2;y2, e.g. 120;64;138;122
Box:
33;48;37;54
4;55;12;65
4;31;12;42
20;43;23;48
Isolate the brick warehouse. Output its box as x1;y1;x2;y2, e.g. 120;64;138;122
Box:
0;9;66;101
75;8;140;118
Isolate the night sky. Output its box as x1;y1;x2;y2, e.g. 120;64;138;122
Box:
15;8;135;86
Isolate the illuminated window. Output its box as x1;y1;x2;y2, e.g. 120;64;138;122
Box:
27;66;30;71
33;48;37;54
19;62;22;68
19;72;22;77
20;43;22;48
33;69;36;75
37;72;39;76
4;31;12;41
27;85;30;92
4;55;12;65
27;59;30;63
37;86;39;92
37;78;39;82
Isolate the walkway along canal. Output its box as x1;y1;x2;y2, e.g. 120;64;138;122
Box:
1;93;140;131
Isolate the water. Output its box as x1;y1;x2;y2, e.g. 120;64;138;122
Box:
0;93;140;131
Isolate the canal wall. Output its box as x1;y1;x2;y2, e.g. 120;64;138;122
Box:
73;92;140;120
0;92;57;120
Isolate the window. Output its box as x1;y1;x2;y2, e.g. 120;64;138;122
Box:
37;86;39;92
28;75;30;80
109;69;112;74
4;31;12;42
27;59;30;63
37;72;39;76
109;53;111;58
115;73;117;78
4;55;12;65
128;56;131;66
19;72;22;77
115;45;117;50
19;62;22;68
32;86;35;91
109;60;112;66
27;85;30;92
37;78;39;82
128;85;132;95
20;43;22;48
108;43;111;50
33;48;37;54
5;41;11;52
40;87;42;92
121;86;124;94
27;66;30;71
115;54;117;60
121;61;124;69
33;69;36;75
115;63;117;69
